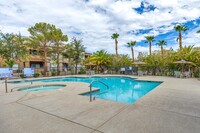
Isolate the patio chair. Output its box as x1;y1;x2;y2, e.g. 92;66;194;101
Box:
86;70;90;75
132;72;137;75
90;70;95;75
144;71;148;75
174;71;180;78
103;70;108;74
184;71;190;78
138;70;143;76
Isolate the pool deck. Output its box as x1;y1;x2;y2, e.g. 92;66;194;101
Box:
0;75;200;133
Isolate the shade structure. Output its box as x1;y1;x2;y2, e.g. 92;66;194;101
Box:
132;61;146;65
173;60;195;65
173;60;195;78
84;63;96;66
84;62;96;70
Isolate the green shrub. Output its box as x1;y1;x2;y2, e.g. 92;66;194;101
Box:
194;69;200;78
20;74;25;78
34;73;40;78
41;71;44;76
51;70;57;76
79;67;86;74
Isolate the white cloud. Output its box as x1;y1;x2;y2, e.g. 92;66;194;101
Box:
0;0;200;58
183;27;200;47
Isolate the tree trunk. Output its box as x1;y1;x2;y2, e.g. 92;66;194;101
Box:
115;39;118;57
161;46;163;58
149;42;152;55
75;63;77;74
57;53;60;76
56;45;60;76
44;44;47;77
131;47;134;62
179;32;182;50
96;65;99;74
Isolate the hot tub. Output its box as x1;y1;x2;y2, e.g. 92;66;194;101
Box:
18;84;66;92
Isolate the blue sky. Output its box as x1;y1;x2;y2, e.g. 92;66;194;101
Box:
0;0;200;57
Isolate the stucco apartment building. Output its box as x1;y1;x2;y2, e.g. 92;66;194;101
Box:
0;49;91;75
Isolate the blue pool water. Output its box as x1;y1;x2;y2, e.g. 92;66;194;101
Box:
19;85;66;92
11;76;161;104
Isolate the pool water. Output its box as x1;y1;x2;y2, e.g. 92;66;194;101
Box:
18;85;66;92
12;77;161;104
83;77;161;104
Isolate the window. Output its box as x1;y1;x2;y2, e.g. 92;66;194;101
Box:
30;50;38;56
30;62;44;68
12;64;19;70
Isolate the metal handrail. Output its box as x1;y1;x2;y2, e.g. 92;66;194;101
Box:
10;79;33;92
1;78;31;93
89;80;109;102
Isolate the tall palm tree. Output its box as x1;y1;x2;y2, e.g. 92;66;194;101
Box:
156;40;167;57
111;33;119;57
145;36;155;55
174;24;188;50
197;29;200;33
127;41;136;62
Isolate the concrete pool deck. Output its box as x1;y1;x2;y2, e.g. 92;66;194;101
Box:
0;75;200;133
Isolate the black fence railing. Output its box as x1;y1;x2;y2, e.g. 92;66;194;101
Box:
9;65;200;78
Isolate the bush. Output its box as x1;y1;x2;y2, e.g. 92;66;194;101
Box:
194;69;200;78
51;70;57;76
78;67;86;74
20;74;25;78
41;71;44;76
34;73;40;78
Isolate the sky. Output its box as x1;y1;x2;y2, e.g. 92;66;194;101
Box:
0;0;200;57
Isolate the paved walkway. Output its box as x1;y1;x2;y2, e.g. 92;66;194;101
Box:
0;76;200;133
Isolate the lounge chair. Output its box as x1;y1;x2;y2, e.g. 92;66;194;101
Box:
174;71;180;78
103;70;108;74
87;70;94;75
90;70;95;75
138;70;143;76
184;71;190;78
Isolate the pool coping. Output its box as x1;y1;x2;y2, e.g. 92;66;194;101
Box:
7;75;163;104
7;75;164;84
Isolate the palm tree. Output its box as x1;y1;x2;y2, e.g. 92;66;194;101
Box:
88;50;110;73
197;29;200;33
127;41;136;62
156;40;167;57
111;33;119;57
174;24;188;50
145;36;155;55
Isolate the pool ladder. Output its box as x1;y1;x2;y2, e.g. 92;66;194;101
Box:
89;80;109;102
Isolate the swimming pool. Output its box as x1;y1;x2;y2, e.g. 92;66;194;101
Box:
11;76;161;104
18;85;66;92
